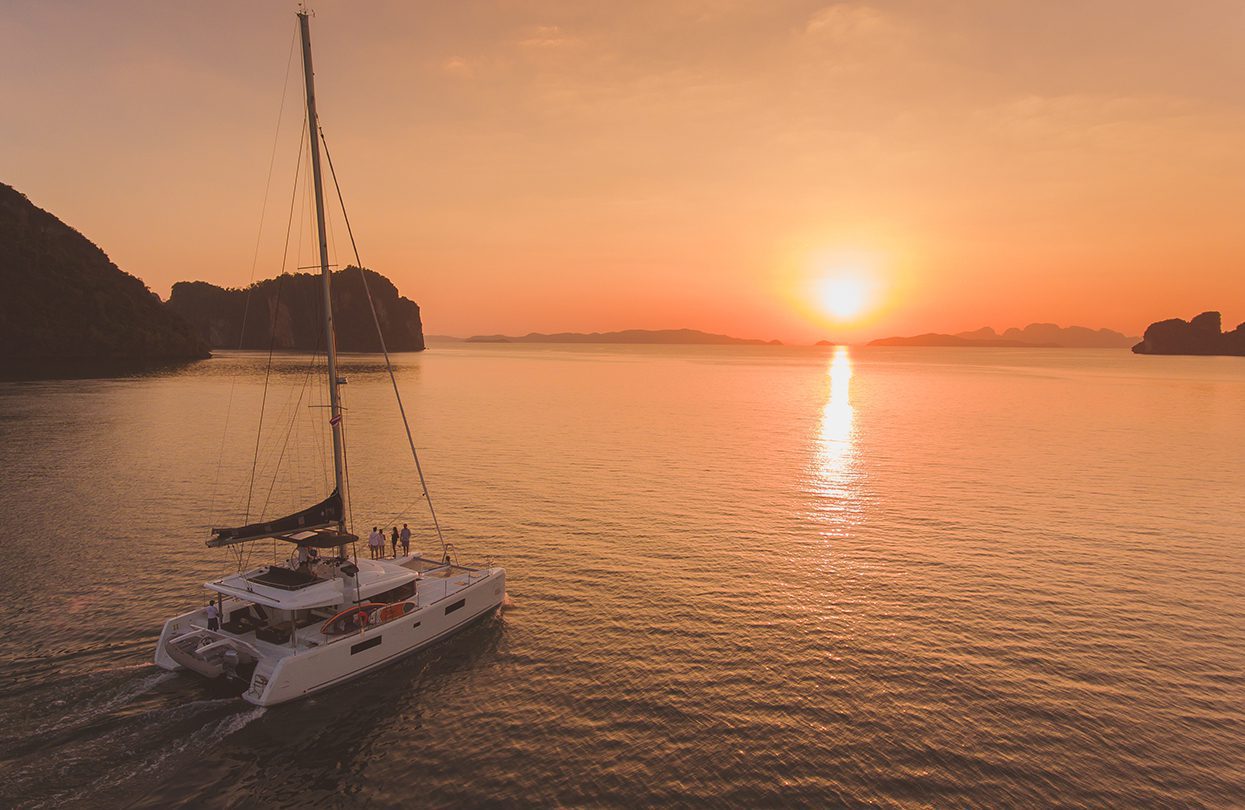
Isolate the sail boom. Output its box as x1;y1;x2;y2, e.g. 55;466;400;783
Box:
208;490;344;548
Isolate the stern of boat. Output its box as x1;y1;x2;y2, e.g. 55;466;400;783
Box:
154;609;205;670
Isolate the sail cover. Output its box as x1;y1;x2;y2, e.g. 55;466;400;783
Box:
208;490;343;547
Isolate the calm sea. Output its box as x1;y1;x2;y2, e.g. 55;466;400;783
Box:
0;344;1242;808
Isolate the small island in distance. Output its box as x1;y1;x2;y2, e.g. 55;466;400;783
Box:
867;323;1138;349
462;328;782;345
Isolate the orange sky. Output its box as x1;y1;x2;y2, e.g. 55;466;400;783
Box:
3;1;1243;343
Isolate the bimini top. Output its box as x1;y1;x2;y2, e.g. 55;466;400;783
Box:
207;558;418;610
208;491;347;548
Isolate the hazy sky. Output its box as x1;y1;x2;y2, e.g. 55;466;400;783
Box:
3;1;1244;342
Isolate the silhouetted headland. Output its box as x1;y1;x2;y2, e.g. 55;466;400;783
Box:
168;268;424;352
1132;311;1245;356
465;328;781;345
869;322;1137;348
0;181;208;378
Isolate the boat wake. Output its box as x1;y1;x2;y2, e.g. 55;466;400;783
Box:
3;690;266;809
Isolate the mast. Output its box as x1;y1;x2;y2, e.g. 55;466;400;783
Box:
298;10;348;529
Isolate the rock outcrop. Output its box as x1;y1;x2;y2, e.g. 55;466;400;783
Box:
0;182;209;369
168;267;424;352
1132;312;1245;356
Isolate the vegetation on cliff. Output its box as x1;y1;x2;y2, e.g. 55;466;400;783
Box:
168;267;424;352
0;182;208;367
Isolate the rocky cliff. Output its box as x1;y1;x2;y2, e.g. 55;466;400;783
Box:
168;267;424;352
1132;311;1245;356
0;182;208;368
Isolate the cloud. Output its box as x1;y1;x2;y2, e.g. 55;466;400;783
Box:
440;56;473;76
804;3;895;41
517;23;580;50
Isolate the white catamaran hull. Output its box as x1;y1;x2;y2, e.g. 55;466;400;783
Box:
248;569;504;706
156;568;504;707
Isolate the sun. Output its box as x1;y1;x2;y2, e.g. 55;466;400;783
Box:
816;275;871;320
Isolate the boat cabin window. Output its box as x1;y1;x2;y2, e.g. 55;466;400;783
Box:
351;636;382;655
222;605;268;635
445;599;465;615
373;581;416;604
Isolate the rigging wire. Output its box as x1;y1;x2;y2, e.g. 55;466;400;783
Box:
258;320;325;518
242;118;307;525
234;116;308;577
209;23;299;556
318;125;449;560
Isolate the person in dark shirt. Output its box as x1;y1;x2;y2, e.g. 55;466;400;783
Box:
390;526;400;558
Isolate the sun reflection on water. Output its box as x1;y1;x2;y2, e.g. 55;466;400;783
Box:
814;345;858;515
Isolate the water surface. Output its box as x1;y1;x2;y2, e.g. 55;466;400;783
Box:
0;345;1242;807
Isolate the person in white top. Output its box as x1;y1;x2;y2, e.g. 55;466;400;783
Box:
206;599;220;632
368;527;383;559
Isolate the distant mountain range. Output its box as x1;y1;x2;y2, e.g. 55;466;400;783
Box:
0;181;208;373
868;323;1139;349
464;328;781;345
1133;311;1245;356
168;268;424;352
869;333;1057;348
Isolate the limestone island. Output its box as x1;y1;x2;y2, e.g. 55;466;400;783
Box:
168;268;424;352
1132;311;1245;356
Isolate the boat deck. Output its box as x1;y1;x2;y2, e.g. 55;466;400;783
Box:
191;557;494;661
246;566;325;590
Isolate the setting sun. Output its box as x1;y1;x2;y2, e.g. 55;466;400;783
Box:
816;275;871;321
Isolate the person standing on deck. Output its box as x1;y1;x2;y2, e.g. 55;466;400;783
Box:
390;527;400;558
400;523;411;556
206;599;220;632
368;527;382;559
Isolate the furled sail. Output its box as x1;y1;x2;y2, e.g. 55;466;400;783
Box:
208;490;343;547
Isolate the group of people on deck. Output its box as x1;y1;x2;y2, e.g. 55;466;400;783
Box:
368;524;411;559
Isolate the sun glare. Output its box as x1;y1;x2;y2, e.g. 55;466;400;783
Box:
816;275;870;320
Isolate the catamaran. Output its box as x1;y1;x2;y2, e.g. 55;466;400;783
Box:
154;10;505;706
